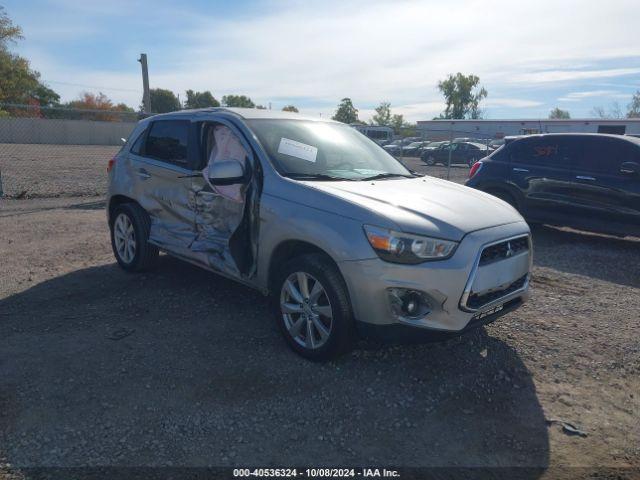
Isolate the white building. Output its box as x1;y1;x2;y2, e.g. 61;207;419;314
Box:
416;118;640;141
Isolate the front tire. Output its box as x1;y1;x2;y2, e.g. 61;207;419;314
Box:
273;254;354;361
423;155;435;166
110;203;159;272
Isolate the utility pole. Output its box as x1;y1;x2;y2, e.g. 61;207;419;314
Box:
138;54;151;114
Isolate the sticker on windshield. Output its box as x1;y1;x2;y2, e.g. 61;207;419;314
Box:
278;138;318;163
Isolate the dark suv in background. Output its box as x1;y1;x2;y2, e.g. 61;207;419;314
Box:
466;133;640;237
422;141;489;166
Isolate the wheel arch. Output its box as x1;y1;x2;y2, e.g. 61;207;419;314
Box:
108;194;139;224
481;184;523;210
267;240;339;294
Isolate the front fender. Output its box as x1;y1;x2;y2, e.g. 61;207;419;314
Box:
255;192;376;289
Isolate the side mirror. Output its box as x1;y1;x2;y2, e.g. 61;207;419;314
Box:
208;160;246;185
619;161;640;176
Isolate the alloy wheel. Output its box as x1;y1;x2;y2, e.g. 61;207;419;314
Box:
280;272;333;350
113;213;136;264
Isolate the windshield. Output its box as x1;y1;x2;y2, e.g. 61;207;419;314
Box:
248;119;412;180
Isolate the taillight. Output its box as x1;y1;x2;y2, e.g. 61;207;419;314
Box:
469;161;483;178
107;157;116;173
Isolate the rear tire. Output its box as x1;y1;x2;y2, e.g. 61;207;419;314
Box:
272;254;354;361
110;203;159;272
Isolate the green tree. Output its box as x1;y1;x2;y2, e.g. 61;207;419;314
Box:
184;90;220;109
221;94;255;108
282;105;299;112
371;101;391;126
0;7;60;114
627;91;640;118
332;97;359;123
255;104;267;109
149;88;180;113
0;6;22;46
549;107;571;119
437;73;487;119
390;113;408;132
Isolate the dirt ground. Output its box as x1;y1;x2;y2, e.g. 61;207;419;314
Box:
1;192;638;477
0;144;119;199
0;146;639;477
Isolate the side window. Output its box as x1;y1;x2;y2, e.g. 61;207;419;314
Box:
144;120;189;165
510;137;572;169
130;128;147;155
577;137;639;175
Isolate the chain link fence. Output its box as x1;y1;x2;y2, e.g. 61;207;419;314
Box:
0;105;504;200
0;104;138;199
379;127;497;184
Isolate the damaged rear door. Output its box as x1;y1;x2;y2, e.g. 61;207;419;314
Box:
128;119;198;252
188;117;261;279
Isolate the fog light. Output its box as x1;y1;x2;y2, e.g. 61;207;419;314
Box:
403;293;420;316
388;288;432;320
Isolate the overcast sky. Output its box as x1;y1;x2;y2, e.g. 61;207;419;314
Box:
5;0;640;121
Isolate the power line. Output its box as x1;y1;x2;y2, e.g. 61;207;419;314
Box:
45;80;142;94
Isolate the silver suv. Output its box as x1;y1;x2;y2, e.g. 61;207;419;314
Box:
107;108;532;360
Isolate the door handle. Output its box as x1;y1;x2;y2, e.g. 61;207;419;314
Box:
137;168;151;180
512;167;529;173
575;175;595;181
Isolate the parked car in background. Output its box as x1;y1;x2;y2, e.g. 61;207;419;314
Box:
401;141;429;156
383;139;404;155
466;133;640;237
421;141;489;166
423;141;448;151
383;137;422;155
108;108;532;360
489;139;506;149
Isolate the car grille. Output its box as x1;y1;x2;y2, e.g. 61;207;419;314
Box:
479;236;529;266
467;274;528;310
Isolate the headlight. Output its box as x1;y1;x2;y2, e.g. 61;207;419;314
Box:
363;225;458;264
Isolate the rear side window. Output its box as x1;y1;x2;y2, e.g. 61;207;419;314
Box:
577;137;640;174
145;120;189;165
509;137;573;169
130;127;147;155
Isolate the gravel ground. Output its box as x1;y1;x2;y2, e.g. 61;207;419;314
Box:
0;194;638;477
0;144;119;198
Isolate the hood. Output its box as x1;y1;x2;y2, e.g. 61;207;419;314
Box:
304;176;524;241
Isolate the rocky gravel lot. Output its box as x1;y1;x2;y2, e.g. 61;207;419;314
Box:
0;144;119;199
0;146;638;478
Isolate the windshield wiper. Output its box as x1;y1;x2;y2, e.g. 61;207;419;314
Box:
284;173;355;181
358;172;414;181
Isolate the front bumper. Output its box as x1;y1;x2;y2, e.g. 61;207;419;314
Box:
356;297;523;343
338;221;531;333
